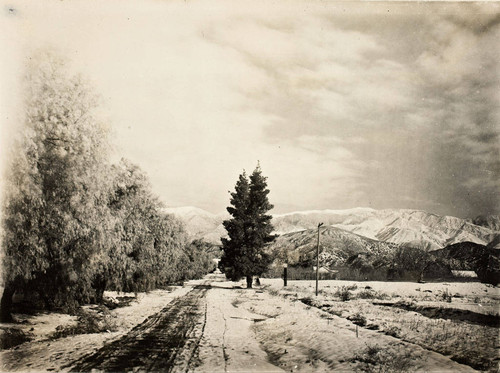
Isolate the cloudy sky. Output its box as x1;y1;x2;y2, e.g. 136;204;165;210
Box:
1;0;499;218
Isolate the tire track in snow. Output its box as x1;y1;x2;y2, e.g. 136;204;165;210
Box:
219;305;229;372
184;300;208;372
68;284;210;372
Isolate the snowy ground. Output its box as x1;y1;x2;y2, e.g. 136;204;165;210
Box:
264;279;499;301
0;285;192;372
260;278;500;371
1;275;497;372
193;279;284;373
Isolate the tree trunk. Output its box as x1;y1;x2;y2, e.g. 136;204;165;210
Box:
246;275;253;289
1;285;15;323
93;275;107;304
37;288;52;310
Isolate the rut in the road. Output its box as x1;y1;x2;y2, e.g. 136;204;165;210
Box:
69;284;209;373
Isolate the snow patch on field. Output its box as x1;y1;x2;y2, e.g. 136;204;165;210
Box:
234;284;475;372
259;278;499;371
9;313;78;343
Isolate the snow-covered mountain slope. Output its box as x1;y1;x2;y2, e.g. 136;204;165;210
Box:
162;206;225;245
273;209;498;251
471;215;500;232
163;206;499;251
269;225;398;267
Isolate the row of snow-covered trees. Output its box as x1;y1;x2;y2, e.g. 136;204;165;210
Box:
1;53;214;322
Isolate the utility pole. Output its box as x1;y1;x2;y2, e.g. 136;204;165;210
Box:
316;222;323;296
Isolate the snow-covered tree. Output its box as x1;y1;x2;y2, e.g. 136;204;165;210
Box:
1;52;114;320
1;51;216;321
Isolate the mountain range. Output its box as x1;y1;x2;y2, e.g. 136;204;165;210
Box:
164;206;500;283
164;206;500;251
162;206;226;245
269;225;399;267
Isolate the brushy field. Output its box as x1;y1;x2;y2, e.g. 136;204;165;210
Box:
262;278;500;372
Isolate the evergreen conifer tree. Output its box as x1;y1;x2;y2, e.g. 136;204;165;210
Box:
219;164;276;288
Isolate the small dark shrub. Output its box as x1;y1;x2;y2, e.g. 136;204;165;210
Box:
365;344;382;358
356;289;376;299
51;308;118;339
356;289;389;300
352;343;416;372
336;286;352;301
267;288;280;297
329;310;343;317
348;312;367;326
300;296;315;306
0;328;32;349
384;326;401;338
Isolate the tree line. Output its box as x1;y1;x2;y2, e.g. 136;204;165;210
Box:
1;53;215;322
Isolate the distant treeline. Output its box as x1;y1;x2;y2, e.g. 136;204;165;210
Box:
266;244;499;284
1;52;216;322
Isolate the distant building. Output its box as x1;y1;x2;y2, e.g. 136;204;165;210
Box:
451;270;478;279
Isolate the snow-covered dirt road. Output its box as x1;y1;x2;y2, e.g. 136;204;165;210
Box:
69;284;211;372
2;274;480;372
67;275;283;373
